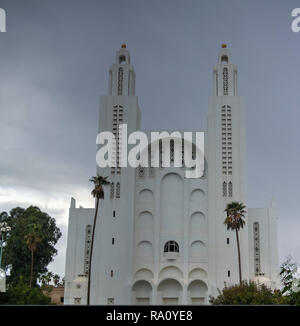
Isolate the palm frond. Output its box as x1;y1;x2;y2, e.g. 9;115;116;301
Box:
89;175;110;199
224;201;247;231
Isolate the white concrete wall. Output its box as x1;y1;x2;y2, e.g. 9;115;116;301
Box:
248;206;280;289
64;200;94;304
64;46;279;305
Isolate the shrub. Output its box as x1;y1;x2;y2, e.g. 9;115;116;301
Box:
209;281;289;305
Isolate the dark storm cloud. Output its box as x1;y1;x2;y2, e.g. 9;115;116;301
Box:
0;0;299;276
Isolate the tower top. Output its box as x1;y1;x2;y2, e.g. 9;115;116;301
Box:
213;44;237;96
218;46;231;64
109;45;135;96
115;46;131;64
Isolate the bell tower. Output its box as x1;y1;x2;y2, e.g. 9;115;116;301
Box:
207;44;249;294
213;44;238;97
93;44;141;304
109;44;136;96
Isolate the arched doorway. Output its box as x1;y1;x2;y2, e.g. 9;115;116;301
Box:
132;280;152;305
188;280;208;305
157;279;182;305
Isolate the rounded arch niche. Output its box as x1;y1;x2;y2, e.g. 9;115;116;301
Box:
190;211;206;232
159;266;183;281
188;268;208;279
137;241;153;259
139;189;154;202
160;173;183;233
188;280;208;305
134;268;154;281
137;211;153;233
132;280;152;305
190;189;205;211
157;279;183;305
190;240;206;257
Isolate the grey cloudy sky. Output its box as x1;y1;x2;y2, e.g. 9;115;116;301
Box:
0;0;299;277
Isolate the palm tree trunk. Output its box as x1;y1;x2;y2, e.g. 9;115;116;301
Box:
235;229;242;285
87;197;100;305
30;248;34;288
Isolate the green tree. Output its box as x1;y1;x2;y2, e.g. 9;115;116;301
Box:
0;277;51;305
44;271;54;285
209;281;288;305
2;206;61;286
224;202;246;284
87;175;110;305
279;256;300;305
53;274;60;287
39;274;48;286
25;223;44;287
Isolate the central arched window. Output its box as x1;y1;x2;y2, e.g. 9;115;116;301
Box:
221;55;228;63
164;241;179;253
119;55;126;64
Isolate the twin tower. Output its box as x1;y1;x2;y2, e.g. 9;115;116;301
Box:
64;45;279;305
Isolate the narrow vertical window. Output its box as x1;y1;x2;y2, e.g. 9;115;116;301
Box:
223;181;227;197
170;140;174;163
112;238;115;245
116;182;120;198
228;181;233;197
138;166;145;178
181;138;184;167
227;238;229;244
253;222;261;275
228;270;230;277
84;225;92;275
110;270;114;278
110;182;114;199
149;167;155;177
159;140;163;168
223;67;228;95
113;210;116;218
117;67;123;95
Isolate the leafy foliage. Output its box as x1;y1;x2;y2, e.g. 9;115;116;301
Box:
224;202;246;231
39;272;64;287
1;206;61;286
89;175;110;199
279;256;300;305
280;256;298;293
209;280;288;305
0;277;51;305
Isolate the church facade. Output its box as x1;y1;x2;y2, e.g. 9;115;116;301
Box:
64;45;279;305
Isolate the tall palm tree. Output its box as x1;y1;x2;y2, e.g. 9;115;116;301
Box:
25;224;43;288
224;201;246;285
53;274;60;287
87;175;110;305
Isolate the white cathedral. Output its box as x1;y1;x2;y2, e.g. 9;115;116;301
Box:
64;44;279;305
